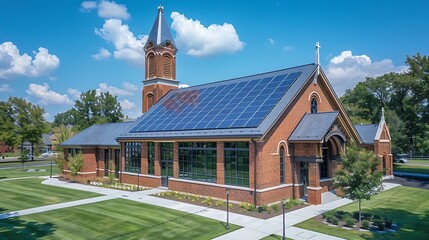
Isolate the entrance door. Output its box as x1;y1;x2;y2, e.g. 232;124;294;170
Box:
161;161;174;187
160;142;174;187
300;162;309;196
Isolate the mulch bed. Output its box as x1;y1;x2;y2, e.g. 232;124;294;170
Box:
153;193;308;220
314;214;398;233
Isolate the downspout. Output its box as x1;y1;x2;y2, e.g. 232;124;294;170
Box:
96;147;99;177
291;143;295;199
252;139;257;206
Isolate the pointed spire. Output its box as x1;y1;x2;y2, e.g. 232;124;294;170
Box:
146;6;176;47
381;107;385;122
313;42;320;84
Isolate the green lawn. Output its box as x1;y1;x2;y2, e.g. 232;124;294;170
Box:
0;178;101;212
0;165;59;179
0;198;240;239
394;163;429;174
295;186;429;240
408;159;429;165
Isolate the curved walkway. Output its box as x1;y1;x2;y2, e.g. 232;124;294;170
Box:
0;177;401;240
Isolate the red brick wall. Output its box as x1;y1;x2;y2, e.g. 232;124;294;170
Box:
121;173;161;188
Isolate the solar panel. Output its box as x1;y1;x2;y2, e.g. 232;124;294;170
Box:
130;71;302;133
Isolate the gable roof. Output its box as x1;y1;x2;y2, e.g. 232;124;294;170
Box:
61;122;134;147
42;133;52;145
146;7;176;47
118;64;318;140
354;124;378;144
289;112;339;142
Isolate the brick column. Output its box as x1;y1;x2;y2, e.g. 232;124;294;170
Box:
293;161;301;199
141;143;148;174
249;141;255;189
121;142;125;172
216;142;224;184
173;142;179;178
307;162;322;205
154;142;161;176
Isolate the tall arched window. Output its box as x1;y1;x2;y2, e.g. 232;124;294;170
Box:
163;54;172;78
147;93;154;109
148;54;155;79
311;98;318;113
280;146;285;183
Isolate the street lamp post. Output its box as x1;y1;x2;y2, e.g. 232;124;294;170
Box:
50;161;53;178
137;172;140;190
226;189;230;229
282;200;286;240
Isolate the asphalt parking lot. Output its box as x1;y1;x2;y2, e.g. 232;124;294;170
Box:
384;176;429;190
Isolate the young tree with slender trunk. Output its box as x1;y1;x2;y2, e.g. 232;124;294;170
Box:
334;145;383;222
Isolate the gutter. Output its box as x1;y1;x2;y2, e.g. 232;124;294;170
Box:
251;139;257;206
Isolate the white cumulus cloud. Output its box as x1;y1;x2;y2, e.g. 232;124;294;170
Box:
81;0;130;20
0;83;12;92
67;88;81;100
120;99;135;110
97;82;139;96
81;1;97;11
0;42;59;79
326;50;408;96
170;12;245;56
95;19;147;65
91;48;111;60
26;83;73;105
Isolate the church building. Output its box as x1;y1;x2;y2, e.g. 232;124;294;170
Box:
61;7;393;205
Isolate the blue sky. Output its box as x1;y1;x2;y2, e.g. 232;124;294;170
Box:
1;0;428;121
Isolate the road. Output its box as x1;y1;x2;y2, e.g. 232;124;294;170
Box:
384;176;429;190
0;159;56;169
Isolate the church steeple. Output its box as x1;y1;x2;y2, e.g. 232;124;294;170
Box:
143;6;179;113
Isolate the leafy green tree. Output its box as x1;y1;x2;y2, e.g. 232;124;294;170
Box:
0;97;48;155
71;90;124;131
52;109;76;127
334;145;383;222
417;125;429;154
52;124;74;152
68;153;83;182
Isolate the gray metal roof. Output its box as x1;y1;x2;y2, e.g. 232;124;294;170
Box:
289;112;339;142
354;124;378;144
42;134;52;145
146;7;176;47
60;122;134;147
118;64;318;140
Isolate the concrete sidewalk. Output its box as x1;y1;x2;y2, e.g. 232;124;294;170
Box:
1;177;401;240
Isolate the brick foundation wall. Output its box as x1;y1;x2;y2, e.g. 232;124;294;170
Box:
121;172;161;188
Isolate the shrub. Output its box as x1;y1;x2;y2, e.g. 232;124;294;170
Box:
248;204;257;212
227;203;233;210
384;218;393;229
373;219;385;230
202;197;212;206
345;217;356;227
271;204;279;212
322;210;335;220
290;198;300;206
330;216;340;225
195;194;200;201
215;199;224;206
261;204;268;212
362;220;370;229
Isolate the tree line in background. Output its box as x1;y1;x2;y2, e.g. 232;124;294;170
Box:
341;53;429;154
0;90;124;152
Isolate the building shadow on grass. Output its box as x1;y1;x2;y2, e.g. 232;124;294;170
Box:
359;208;429;240
0;207;56;239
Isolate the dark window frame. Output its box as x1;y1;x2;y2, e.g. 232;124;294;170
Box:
178;142;217;182
280;146;285;183
224;142;249;187
125;142;141;173
148;142;155;175
311;97;318;113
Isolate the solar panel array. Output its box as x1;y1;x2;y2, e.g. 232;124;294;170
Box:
130;71;302;133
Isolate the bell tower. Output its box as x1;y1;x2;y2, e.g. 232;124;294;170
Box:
142;6;178;113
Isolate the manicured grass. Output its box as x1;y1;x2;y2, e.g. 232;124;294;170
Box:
394;163;429;174
0;165;59;179
0;198;240;239
408;159;429;165
0;178;101;212
295;186;429;240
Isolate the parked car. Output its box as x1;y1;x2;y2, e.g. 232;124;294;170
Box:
41;151;58;157
396;158;408;163
395;153;408;163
